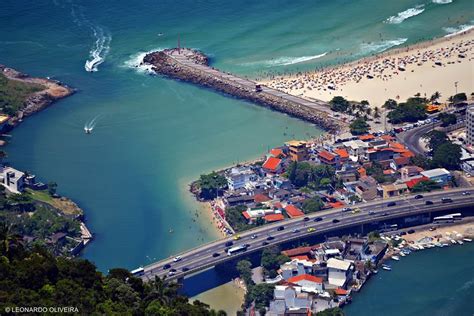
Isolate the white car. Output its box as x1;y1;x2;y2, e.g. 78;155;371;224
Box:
173;256;182;262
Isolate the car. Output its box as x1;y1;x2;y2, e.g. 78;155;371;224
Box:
292;229;299;233
400;231;407;236
170;268;176;272
441;198;453;203
233;234;241;240
387;202;396;207
307;228;316;232
332;219;340;223
462;191;471;196
251;234;258;239
368;211;376;215
382;212;389;216
303;217;310;222
277;226;285;231
225;241;233;247
163;264;171;270
182;267;189;272
407;229;415;234
314;217;323;222
414;194;424;199
168;271;176;276
425;200;433;205
212;252;220;258
262;241;269;246
267;236;275;241
173;256;182;262
341;207;352;212
429;227;437;231
352;208;361;214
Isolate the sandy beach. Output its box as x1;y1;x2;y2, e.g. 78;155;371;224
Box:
261;30;474;107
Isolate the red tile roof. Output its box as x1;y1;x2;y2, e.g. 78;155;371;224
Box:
290;255;310;261
270;148;285;158
282;246;314;257
329;201;346;208
285;205;305;218
273;202;283;209
358;167;367;177
401;150;415;158
405;176;429;189
394;156;410;166
263;157;282;172
334;148;349;159
287;274;323;284
242;211;251;219
335;288;348;295
318;150;336;161
254;194;271;203
358;134;375;141
264;213;285;222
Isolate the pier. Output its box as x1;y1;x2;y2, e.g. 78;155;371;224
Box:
142;48;344;132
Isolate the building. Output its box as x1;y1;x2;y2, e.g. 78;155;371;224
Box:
286;140;309;162
263;157;283;174
284;204;305;218
269;285;312;316
380;182;408;199
225;166;256;191
466;104;474;145
0;166;25;193
287;274;324;293
420;168;451;186
354;176;378;201
326;258;353;288
318;150;339;167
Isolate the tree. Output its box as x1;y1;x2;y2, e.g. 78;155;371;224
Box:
438;113;457;127
424;130;448;153
450;92;467;104
198;172;227;200
382;99;397;110
261;246;289;278
225;205;251;232
330;96;350;113
409;155;432;170
349;117;370;135
430;91;441;102
48;181;58;196
316;307;345;316
236;260;253;286
387;97;427;124
411;180;441;192
432;142;462;170
373;106;380;119
302;196;324;213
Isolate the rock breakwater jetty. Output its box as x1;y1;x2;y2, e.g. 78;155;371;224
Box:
142;48;343;132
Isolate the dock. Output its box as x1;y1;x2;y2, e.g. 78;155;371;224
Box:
142;48;344;132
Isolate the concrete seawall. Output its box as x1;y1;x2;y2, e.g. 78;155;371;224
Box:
142;48;343;133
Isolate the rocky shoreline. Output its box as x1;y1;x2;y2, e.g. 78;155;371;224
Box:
0;64;75;128
142;49;343;133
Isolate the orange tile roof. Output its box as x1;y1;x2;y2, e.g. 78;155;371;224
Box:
287;274;323;284
334;148;349;159
329;201;345;208
401;150;415;158
263;157;282;171
290;255;310;261
358;134;376;141
273;202;283;209
335;288;348;295
242;211;251;219
254;194;271;203
358;167;366;177
383;169;394;175
270;148;285;158
285;205;305;218
390;142;405;149
282;246;314;257
264;213;285;222
405;176;429;189
318;150;336;161
394;156;410;166
381;135;394;141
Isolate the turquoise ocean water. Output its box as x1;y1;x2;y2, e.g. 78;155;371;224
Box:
1;0;473;314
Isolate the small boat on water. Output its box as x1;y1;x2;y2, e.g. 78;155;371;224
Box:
463;238;472;242
84;127;92;134
457;240;464;245
391;256;400;261
399;252;406;257
450;239;457;244
382;264;392;271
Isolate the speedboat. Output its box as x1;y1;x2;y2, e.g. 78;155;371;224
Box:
382;264;392;271
84;127;92;134
391;256;400;261
463;238;472;242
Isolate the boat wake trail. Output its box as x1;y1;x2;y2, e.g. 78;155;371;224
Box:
85;26;112;72
84;115;101;133
243;52;328;67
386;5;425;24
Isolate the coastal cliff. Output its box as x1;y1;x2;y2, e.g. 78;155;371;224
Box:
142;49;342;133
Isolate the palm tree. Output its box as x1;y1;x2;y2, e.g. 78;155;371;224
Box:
374;106;380;119
430;91;441;102
0;222;23;259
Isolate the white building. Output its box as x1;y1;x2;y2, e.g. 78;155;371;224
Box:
287;274;324;293
342;140;369;161
225;166;256;191
0;166;25;194
327;258;353;288
466;105;474;146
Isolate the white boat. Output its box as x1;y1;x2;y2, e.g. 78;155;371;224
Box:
457;240;464;245
450;239;457;244
399;252;406;257
382;265;392;271
84;127;92;134
391;256;400;261
463;238;472;242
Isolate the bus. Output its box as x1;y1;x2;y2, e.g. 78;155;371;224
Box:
227;244;249;256
433;213;462;224
131;267;145;276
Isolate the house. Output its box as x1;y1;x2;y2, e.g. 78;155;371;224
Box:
269;189;291;200
263;157;283;174
285;140;309;162
269;285;312;316
274;177;292;190
318;150;339;167
225;166;256;191
380;182;408;199
391;156;411;170
342;140;369;161
282;246;316;258
462;159;474;176
326;258;353;288
333;148;349;163
354;176;378;201
225;194;255;206
420;168;451;185
0;166;25;193
287;274;324;293
368;148;399;162
399;165;424;180
281;260;314;280
270;148;286;159
284;204;305;218
265;213;285;222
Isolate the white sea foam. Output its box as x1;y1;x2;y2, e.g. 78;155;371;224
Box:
84;26;112;72
386;5;425;24
432;0;453;4
360;38;408;55
245;52;328;67
123;48;165;74
443;23;474;37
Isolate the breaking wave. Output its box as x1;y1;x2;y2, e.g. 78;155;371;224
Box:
443;23;474;37
386;5;425;24
244;52;328;67
432;0;453;3
85;26;112;72
123;48;165;74
360;38;408;55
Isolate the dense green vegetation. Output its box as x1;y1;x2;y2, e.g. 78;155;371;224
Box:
424;131;462;170
411;180;442;193
448;92;467;104
349;117;370;135
0;233;225;315
197;172;227;200
387;97;427;124
302;196;324;213
366;162;395;184
261;246;290;279
0;187;81;256
329;96;350;113
438;113;457;127
225;205;252;232
0;73;45;116
316;307;345;316
287;161;336;191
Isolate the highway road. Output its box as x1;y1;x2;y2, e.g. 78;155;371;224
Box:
139;188;474;282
